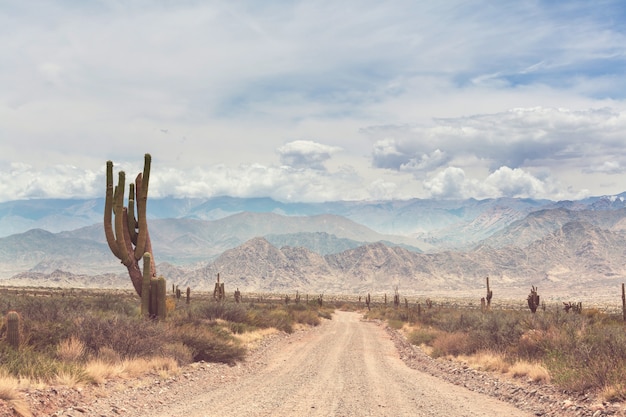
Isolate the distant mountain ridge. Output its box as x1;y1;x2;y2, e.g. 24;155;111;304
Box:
2;194;626;294
3;193;626;242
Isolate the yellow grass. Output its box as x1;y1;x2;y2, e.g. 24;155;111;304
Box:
54;370;85;388
84;360;124;384
0;375;32;417
233;327;279;348
85;355;179;384
600;384;626;402
508;360;551;383
459;351;510;373
57;336;86;362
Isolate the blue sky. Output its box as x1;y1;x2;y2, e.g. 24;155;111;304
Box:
1;0;626;202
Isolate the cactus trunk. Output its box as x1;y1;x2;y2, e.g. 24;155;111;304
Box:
6;311;20;349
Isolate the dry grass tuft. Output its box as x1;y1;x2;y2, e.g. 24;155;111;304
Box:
0;375;32;417
97;346;122;364
600;383;626;402
54;371;85;388
508;361;551;383
459;351;510;373
84;360;123;384
233;328;279;348
57;336;86;363
119;357;179;379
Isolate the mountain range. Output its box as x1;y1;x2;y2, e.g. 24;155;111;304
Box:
1;194;626;296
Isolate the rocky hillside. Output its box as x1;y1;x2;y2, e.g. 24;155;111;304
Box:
2;204;626;295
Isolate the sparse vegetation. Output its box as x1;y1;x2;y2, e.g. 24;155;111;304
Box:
367;298;626;400
0;287;331;414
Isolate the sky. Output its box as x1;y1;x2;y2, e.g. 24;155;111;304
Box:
2;0;626;203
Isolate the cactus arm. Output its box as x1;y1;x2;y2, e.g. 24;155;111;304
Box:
113;171;132;266
128;183;138;245
133;154;151;261
104;161;122;259
143;229;156;278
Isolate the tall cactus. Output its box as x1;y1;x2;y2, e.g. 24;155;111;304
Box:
527;285;540;313
104;154;155;297
6;311;20;349
485;276;493;309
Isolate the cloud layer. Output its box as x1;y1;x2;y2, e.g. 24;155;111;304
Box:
2;1;626;202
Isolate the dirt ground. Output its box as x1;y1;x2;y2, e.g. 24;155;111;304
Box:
17;311;626;417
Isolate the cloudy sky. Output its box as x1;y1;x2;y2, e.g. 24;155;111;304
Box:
2;0;626;203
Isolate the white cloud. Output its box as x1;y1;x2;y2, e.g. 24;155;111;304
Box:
369;107;626;173
583;160;624;174
423;165;580;200
277;140;342;170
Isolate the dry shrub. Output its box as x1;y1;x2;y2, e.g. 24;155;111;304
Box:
97;346;121;364
57;336;86;363
78;315;163;359
431;332;475;358
407;328;439;346
160;342;194;366
173;323;246;364
249;309;294;333
120;357;178;379
291;309;321;326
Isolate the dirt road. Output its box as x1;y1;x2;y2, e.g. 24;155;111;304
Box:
139;311;528;417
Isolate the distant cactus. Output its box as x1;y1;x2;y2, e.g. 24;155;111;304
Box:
317;294;323;307
295;291;301;304
186;287;191;305
622;283;625;322
527;285;540;313
563;301;582;314
234;288;241;303
393;287;400;309
213;273;225;301
485;276;493;309
365;293;371;311
6;311;20;349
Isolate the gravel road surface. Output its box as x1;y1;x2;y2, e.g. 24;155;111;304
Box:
126;311;531;417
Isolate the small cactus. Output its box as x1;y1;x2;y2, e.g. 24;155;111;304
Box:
157;277;167;320
186;287;191;305
6;311;20;349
